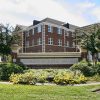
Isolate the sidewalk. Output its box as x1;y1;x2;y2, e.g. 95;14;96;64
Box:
74;82;100;86
0;81;12;84
0;81;100;86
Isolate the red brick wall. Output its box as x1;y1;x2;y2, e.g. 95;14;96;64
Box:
23;24;77;53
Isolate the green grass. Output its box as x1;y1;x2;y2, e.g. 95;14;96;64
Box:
0;84;100;100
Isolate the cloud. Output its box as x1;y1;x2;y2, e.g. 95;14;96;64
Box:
77;1;95;9
91;7;100;21
0;0;98;26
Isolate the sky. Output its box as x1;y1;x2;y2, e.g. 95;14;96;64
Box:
0;0;100;27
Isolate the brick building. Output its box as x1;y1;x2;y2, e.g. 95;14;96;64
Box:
12;18;82;68
20;18;78;53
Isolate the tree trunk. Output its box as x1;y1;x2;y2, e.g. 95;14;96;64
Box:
92;53;96;67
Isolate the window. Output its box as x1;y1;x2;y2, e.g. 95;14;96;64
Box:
32;29;34;35
26;41;29;47
48;38;53;45
72;33;75;37
58;39;62;46
65;41;69;47
57;28;62;34
65;31;69;36
38;25;41;33
32;39;34;46
48;25;52;32
26;31;29;37
72;42;75;47
37;38;42;45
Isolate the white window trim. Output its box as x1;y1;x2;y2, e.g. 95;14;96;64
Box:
72;42;75;47
66;41;69;47
65;32;69;36
38;25;41;33
37;38;42;45
48;25;52;32
58;28;62;34
48;38;53;45
32;29;34;35
58;39;62;46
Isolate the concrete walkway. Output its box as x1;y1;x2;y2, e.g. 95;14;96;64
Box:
0;81;12;84
74;82;100;86
0;81;100;86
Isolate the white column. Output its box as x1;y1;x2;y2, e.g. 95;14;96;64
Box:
22;31;23;53
42;23;45;52
64;30;66;52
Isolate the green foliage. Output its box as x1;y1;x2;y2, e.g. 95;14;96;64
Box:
11;69;87;85
0;24;13;56
78;29;100;54
35;70;48;83
24;69;58;83
0;63;23;80
54;70;87;85
96;62;100;75
15;62;28;70
87;74;100;82
71;60;97;76
10;72;36;85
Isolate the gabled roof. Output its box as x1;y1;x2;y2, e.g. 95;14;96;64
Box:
41;17;79;30
41;17;65;25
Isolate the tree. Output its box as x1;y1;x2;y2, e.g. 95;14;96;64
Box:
0;24;20;62
76;27;100;65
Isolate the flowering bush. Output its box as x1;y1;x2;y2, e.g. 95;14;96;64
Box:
10;69;87;85
10;72;36;85
54;70;87;85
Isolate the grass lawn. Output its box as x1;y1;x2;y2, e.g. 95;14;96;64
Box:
0;84;100;100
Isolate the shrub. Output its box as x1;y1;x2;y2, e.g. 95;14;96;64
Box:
87;74;100;82
54;70;87;85
96;62;100;75
10;72;36;85
70;60;97;77
15;62;28;70
35;70;48;83
24;69;57;83
0;63;23;80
